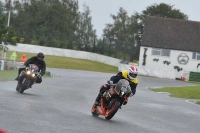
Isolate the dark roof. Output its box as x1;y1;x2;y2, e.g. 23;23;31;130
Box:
141;16;200;52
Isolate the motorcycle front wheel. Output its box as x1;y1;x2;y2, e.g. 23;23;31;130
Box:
16;83;25;93
91;105;99;117
18;78;29;93
16;83;20;92
105;101;121;120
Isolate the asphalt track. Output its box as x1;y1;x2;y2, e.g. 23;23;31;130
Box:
0;68;200;133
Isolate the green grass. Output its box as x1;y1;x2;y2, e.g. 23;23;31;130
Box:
151;86;200;99
0;70;51;81
0;70;18;81
151;86;200;105
0;51;118;81
45;55;118;73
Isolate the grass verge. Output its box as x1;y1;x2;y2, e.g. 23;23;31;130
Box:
0;70;18;81
151;86;200;105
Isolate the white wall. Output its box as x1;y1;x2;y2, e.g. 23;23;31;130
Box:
138;46;199;79
7;43;121;67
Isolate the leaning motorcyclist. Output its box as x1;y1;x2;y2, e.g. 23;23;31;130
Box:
15;52;46;86
94;66;139;107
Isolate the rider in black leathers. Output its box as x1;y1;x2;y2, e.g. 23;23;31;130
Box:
15;52;46;85
94;66;139;107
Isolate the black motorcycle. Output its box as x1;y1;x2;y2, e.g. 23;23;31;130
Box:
16;64;41;93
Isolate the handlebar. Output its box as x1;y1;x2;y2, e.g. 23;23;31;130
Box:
107;80;114;85
37;73;42;78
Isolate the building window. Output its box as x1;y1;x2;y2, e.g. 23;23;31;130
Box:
192;52;200;60
152;48;170;57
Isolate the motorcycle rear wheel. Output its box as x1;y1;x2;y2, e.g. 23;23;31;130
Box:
105;101;120;120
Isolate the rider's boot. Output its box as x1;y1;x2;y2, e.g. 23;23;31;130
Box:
93;93;102;107
93;85;108;107
15;76;19;81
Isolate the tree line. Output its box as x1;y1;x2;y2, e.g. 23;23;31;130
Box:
0;0;188;61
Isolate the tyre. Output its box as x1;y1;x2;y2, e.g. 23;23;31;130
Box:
91;105;99;117
19;86;25;93
105;101;121;120
16;83;20;92
19;78;29;94
16;82;24;93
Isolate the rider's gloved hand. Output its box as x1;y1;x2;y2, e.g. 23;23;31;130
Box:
123;99;128;105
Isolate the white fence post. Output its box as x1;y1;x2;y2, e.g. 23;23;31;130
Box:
0;60;4;70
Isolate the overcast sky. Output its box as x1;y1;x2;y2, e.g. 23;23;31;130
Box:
78;0;200;37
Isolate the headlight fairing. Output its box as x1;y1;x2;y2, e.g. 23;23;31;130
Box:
121;86;127;93
120;90;126;97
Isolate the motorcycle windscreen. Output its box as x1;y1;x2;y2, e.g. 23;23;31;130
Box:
114;79;131;95
29;64;39;72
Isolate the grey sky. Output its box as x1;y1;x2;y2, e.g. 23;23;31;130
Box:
78;0;200;37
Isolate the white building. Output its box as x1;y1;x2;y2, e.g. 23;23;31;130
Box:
138;16;200;80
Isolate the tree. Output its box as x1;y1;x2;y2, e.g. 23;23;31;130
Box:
103;24;114;56
103;7;138;61
77;3;96;52
142;3;188;20
0;0;4;14
126;14;138;61
111;7;130;60
12;0;80;48
0;1;17;46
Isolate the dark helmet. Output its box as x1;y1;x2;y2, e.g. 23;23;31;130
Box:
37;52;45;60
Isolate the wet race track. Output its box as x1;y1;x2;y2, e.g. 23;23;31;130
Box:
0;68;200;133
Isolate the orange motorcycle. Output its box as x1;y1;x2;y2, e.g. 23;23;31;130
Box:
91;79;132;120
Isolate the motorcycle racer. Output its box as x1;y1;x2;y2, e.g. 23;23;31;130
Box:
94;66;139;107
15;52;46;86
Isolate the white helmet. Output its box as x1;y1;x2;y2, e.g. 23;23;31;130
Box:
128;66;138;80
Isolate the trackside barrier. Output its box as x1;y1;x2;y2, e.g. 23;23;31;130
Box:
6;61;24;70
51;73;60;78
7;43;121;67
